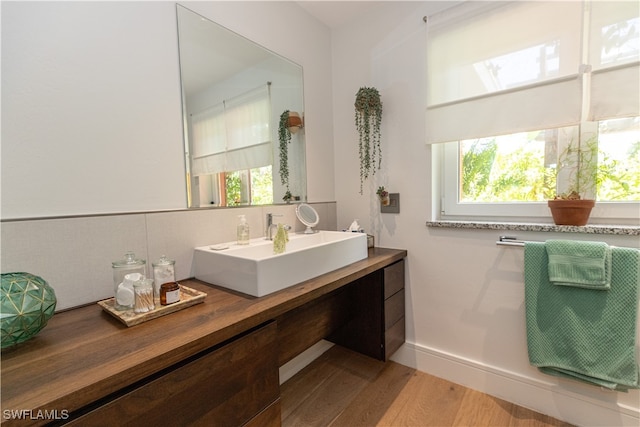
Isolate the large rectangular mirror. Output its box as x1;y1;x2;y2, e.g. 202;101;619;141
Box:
176;4;307;208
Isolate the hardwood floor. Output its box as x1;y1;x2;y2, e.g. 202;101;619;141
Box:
281;345;573;427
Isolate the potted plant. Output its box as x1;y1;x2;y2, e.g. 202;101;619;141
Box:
376;186;390;206
547;127;598;226
355;87;383;194
278;110;292;198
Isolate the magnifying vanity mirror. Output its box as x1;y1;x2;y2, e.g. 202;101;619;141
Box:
295;203;319;234
176;5;307;208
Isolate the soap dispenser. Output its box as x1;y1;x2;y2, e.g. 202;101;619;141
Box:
237;215;250;245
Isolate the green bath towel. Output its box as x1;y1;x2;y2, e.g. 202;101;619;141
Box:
524;242;640;391
546;240;611;290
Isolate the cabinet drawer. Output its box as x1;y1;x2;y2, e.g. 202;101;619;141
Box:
67;322;279;426
385;317;405;360
384;260;404;299
384;289;405;331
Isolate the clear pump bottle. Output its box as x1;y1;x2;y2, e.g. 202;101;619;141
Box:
237;215;250;245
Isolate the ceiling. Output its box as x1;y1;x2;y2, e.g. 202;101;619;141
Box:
296;1;383;28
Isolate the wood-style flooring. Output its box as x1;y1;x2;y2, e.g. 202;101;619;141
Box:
281;345;573;427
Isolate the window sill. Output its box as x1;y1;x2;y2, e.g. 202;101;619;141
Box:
426;220;640;236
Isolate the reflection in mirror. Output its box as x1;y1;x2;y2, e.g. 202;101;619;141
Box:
176;5;306;207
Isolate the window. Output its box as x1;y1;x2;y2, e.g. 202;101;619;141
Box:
188;84;273;207
428;1;639;223
193;166;273;207
222;166;273;207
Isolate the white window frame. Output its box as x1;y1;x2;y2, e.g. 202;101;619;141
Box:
438;141;640;225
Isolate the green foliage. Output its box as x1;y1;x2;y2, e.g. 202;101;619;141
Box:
251;166;273;205
597;140;640;201
460;131;639;203
355;87;382;194
225;166;273;206
461;135;554;202
225;172;242;206
279;110;292;189
461;139;497;200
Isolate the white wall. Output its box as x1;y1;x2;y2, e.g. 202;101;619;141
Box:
330;2;640;426
1;0;336;304
1;1;334;219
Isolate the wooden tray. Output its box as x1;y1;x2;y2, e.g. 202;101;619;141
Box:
98;284;207;327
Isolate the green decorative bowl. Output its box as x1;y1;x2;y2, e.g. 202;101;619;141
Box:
1;272;57;348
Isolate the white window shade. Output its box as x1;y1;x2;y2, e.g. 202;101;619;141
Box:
224;86;271;151
190;84;272;176
426;1;583;144
191;104;225;158
426;78;583;144
588;1;640;121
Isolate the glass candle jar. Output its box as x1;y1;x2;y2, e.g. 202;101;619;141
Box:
112;252;146;311
152;255;175;300
160;282;180;306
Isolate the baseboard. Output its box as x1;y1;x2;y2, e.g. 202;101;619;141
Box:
279;339;334;384
391;341;640;427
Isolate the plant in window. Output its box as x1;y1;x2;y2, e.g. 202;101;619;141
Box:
355;87;383;194
548;127;598;226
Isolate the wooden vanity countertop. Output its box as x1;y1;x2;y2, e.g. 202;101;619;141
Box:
0;247;406;424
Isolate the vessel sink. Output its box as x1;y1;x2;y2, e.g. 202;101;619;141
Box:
194;231;368;297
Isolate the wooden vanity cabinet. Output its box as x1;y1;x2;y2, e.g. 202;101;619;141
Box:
330;259;405;361
64;322;280;427
1;248;406;427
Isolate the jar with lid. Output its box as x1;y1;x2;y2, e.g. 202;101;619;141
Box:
152;255;175;300
112;252;146;311
160;281;181;306
133;278;155;313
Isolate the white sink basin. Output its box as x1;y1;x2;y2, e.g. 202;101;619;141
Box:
194;231;368;297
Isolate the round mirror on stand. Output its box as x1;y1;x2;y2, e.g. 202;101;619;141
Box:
295;203;319;234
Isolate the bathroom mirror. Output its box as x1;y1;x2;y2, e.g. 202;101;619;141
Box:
296;203;319;234
176;4;307;208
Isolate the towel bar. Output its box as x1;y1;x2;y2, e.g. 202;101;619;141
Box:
496;236;527;247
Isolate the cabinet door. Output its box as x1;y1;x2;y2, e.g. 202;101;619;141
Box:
66;322;279;426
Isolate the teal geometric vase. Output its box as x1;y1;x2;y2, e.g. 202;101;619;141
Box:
1;272;57;348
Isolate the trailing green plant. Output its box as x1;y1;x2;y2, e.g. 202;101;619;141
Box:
278;110;292;192
355;87;383;194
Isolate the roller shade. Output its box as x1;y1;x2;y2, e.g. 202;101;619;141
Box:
191;84;272;175
426;1;638;144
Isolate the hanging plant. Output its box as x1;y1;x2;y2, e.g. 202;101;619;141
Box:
354;87;383;194
278;110;292;192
